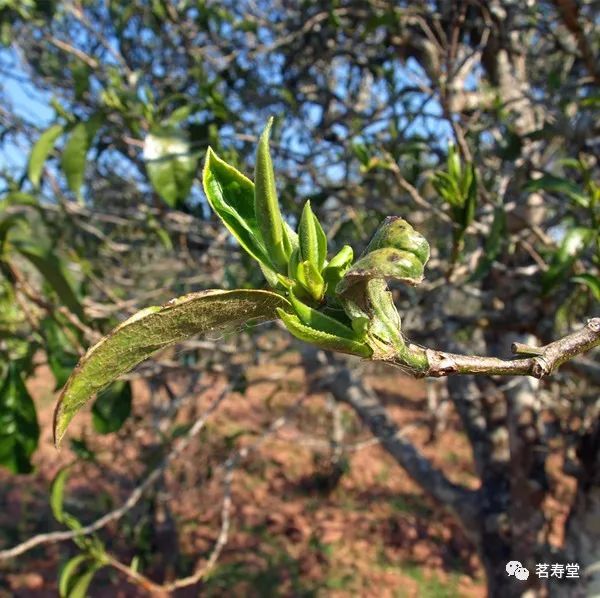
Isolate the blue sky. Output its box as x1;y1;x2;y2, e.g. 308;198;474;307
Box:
0;47;54;172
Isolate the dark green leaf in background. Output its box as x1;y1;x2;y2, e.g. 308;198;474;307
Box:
92;380;132;434
16;243;85;321
0;363;40;474
41;317;79;389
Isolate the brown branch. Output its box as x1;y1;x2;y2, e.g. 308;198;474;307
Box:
397;318;600;379
0;384;228;561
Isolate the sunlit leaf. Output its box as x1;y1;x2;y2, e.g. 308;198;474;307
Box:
66;565;101;598
203;147;273;270
28;123;64;188
524;175;589;208
254;117;294;270
542;227;593;294
299;200;327;271
59;555;90;598
277;309;372;357
572;273;600;301
58;554;102;598
61;117;101;199
144;127;197;207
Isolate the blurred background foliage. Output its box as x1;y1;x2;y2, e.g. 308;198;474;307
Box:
0;0;598;596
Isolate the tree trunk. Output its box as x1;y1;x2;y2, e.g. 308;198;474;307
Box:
557;420;600;597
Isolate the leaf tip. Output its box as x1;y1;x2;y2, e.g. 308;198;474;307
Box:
259;117;275;146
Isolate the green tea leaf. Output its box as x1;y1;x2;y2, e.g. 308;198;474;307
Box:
144;127;197;207
50;465;72;523
572;274;600;300
277;309;372;357
296;259;325;301
299;200;327;270
524;175;589;208
0;213;27;255
447;142;461;182
59;555;90;598
254;117;293;270
203;147;273;271
61;117;101;199
542;227;593;294
323;245;353;292
67;566;100;598
41;317;79;389
92;380;132;434
28;123;64;188
0;363;40;474
289;290;359;340
54;289;289;445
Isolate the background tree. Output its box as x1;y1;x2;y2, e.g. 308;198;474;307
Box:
0;1;598;596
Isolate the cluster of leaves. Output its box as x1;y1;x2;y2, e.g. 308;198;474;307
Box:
29;100;200;207
51;466;109;597
53;120;433;444
525;159;600;300
432;143;477;260
0;0;54;46
203;119;369;356
0;194;133;471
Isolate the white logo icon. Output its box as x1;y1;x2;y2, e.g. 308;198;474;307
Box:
506;561;530;581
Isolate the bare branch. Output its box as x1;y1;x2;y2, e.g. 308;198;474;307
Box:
0;384;229;561
393;318;600;379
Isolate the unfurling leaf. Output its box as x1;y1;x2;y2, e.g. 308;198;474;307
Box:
50;464;73;523
254;118;295;270
203;147;274;274
54;289;289;445
144;127;197;207
323;245;354;292
337;217;429;294
432;144;478;231
295;259;325;302
298;200;327;270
